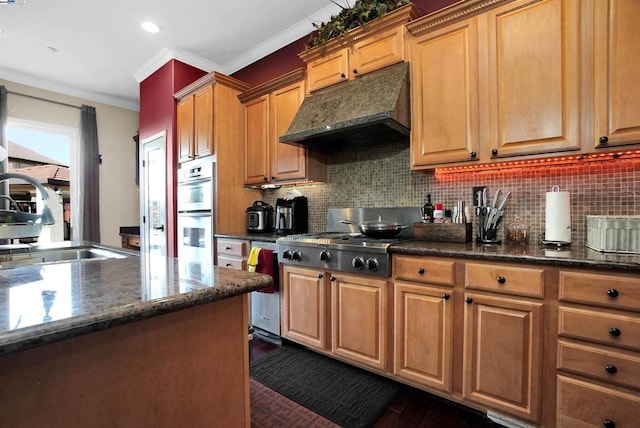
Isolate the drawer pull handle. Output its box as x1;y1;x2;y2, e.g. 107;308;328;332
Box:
609;327;621;337
603;419;615;428
418;267;425;275
604;364;618;374
465;297;473;304
225;247;232;250
225;263;232;267
497;276;506;284
607;289;619;298
317;273;323;279
442;293;450;300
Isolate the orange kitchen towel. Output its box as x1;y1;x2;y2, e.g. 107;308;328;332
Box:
256;249;278;293
247;247;261;272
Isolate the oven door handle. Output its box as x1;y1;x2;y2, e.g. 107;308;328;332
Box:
177;211;212;217
178;177;211;186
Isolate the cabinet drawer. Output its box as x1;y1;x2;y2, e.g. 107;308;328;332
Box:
216;239;248;257
559;271;640;312
393;256;455;286
559;306;640;352
217;255;246;271
557;375;640;427
558;340;640;391
352;26;404;76
465;263;544;297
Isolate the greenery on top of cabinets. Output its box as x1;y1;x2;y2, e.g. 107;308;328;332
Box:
305;0;409;49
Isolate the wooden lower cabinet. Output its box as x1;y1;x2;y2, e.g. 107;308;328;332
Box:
281;265;329;350
393;281;453;392
463;292;543;423
331;273;388;371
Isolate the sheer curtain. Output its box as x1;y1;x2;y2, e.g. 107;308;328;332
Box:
80;104;100;242
0;86;8;211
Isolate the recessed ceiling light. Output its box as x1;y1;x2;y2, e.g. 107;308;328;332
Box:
141;21;160;33
47;46;58;53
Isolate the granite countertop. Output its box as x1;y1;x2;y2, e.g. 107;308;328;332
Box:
0;254;272;357
215;232;279;243
390;241;640;272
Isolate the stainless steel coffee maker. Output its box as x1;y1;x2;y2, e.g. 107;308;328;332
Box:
275;196;308;235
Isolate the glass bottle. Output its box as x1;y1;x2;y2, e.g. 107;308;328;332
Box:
506;215;529;245
422;194;434;223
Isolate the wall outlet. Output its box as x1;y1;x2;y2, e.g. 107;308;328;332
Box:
472;186;486;206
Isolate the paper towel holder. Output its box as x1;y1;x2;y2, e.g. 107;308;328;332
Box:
539;185;572;247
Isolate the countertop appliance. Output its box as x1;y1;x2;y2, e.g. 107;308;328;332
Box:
275;196;308;235
277;207;421;278
246;201;273;232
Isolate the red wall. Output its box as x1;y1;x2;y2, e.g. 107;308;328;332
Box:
139;59;206;257
231;0;457;86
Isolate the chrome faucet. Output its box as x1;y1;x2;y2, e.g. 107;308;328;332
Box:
0;173;55;225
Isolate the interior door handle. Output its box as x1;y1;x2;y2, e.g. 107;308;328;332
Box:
153;225;165;231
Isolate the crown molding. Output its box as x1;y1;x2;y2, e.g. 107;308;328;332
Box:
0;67;139;111
132;47;221;83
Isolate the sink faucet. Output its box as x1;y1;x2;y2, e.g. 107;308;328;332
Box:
0;173;55;225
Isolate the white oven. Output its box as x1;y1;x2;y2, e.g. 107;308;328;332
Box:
177;159;215;264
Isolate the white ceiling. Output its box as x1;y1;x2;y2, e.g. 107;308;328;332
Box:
0;0;343;111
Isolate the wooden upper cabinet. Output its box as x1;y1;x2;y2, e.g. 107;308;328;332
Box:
244;95;270;185
593;0;640;150
193;85;214;159
270;80;308;182
240;69;327;186
177;84;214;163
176;95;195;163
301;4;419;93
409;17;480;168
484;0;581;159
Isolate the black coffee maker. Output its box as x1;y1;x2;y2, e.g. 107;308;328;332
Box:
275;196;308;235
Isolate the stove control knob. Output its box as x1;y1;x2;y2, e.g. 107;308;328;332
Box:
291;251;302;261
319;250;331;262
365;258;379;271
352;257;365;270
282;250;292;260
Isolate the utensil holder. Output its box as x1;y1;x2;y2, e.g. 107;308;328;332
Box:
476;208;502;244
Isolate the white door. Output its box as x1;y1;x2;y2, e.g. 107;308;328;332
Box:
139;132;168;294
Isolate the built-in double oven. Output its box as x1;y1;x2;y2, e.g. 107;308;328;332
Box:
177;159;215;265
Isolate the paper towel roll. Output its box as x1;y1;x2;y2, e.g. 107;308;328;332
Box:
545;186;571;243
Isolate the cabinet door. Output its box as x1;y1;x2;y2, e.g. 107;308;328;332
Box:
177;95;194;162
331;273;387;370
270;80;307;182
463;293;543;423
244;95;270;185
593;0;640;149
193;85;214;158
306;49;349;92
352;26;405;77
393;281;453;392
410;17;480;167
484;0;581;159
281;265;329;350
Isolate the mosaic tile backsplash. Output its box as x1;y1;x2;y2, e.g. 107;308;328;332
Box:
260;142;640;247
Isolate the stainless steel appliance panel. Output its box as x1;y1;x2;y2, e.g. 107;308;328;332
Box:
249;241;280;338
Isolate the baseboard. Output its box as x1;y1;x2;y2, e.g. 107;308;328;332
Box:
487;411;536;428
253;327;282;345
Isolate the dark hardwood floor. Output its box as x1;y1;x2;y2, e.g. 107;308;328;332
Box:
249;336;500;428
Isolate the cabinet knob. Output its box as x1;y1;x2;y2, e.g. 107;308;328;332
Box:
271;176;276;180
263;177;268;181
418;267;425;275
609;327;621;337
491;149;499;156
607;289;619;298
604;364;618;374
340;73;346;78
497;276;506;284
599;136;609;145
353;68;358;75
603;419;616;428
225;263;232;267
317;273;323;279
470;151;477;158
465;297;473;304
225;247;232;250
330;276;336;282
442;293;450;300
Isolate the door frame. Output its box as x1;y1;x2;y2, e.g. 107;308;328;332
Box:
139;130;167;256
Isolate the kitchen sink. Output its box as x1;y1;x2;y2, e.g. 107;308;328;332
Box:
0;246;132;270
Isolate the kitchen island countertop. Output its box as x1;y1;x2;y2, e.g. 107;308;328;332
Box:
390;240;640;272
0;254;272;357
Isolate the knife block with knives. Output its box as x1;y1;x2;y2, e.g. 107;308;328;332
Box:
476;189;510;244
